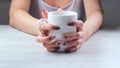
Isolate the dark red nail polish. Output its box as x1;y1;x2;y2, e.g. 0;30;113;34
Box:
63;42;66;46
49;36;56;41
67;23;74;26
53;26;60;30
56;42;61;45
55;47;60;50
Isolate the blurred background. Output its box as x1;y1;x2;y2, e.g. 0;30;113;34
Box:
0;0;10;25
0;0;120;26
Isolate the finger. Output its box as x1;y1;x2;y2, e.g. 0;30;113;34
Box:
40;21;53;31
40;22;60;32
66;39;80;47
39;21;50;36
68;46;78;52
40;22;60;36
67;20;83;31
63;32;83;41
77;39;83;49
47;47;60;52
38;33;44;38
64;46;77;53
36;35;50;43
43;43;57;48
65;39;83;50
36;35;56;43
47;48;57;52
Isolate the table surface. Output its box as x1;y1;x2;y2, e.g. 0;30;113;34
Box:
0;25;120;68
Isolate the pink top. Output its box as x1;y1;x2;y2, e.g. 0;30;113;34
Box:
29;0;84;20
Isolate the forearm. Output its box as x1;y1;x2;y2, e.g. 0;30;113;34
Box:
83;10;103;41
9;9;39;35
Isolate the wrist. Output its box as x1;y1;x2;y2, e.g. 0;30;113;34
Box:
82;26;92;42
37;18;47;33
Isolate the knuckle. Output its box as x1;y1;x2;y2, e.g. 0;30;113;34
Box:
72;48;77;51
40;22;49;30
47;24;52;29
72;41;80;46
78;20;83;25
78;39;83;44
38;33;42;37
76;33;81;39
44;36;52;42
43;43;50;46
45;36;50;41
47;24;55;30
43;43;48;48
36;37;41;42
76;40;80;45
70;47;77;52
43;44;48;48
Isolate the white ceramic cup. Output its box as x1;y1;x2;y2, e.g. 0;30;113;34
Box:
47;11;78;52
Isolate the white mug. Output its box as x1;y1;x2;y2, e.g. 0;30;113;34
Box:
48;11;78;52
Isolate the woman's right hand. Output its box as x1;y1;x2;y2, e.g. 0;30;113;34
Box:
36;20;61;52
36;8;63;52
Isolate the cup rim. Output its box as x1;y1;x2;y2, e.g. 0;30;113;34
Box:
48;11;78;16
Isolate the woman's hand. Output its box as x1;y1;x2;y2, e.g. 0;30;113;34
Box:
36;20;60;52
36;9;61;52
37;8;84;53
62;20;84;52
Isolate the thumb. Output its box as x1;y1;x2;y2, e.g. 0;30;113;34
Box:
41;8;48;19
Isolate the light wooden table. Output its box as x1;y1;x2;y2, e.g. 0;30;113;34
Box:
0;25;120;68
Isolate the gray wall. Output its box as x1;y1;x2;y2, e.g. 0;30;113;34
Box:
102;0;120;26
0;0;10;25
0;0;120;26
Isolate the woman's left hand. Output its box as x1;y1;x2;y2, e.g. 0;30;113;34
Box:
62;20;84;52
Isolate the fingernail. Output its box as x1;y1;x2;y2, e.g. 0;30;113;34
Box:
55;47;60;50
49;36;56;41
56;41;61;45
64;36;67;39
63;42;66;46
53;26;60;30
67;23;74;26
